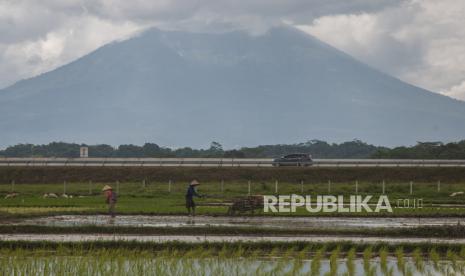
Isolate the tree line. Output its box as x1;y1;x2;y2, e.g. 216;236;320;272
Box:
1;140;465;159
372;141;465;159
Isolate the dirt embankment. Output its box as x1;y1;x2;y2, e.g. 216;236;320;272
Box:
1;167;465;183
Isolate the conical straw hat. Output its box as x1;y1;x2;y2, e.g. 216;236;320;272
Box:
102;185;113;191
190;180;200;186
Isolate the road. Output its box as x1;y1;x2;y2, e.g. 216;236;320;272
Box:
1;157;465;167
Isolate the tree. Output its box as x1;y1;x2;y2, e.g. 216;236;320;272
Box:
209;141;223;152
117;144;144;157
142;143;161;157
223;150;245;158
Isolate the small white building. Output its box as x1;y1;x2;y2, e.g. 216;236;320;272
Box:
80;147;89;158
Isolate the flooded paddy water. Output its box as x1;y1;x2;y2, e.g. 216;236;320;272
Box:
4;215;465;274
0;253;463;275
7;215;465;244
15;215;465;229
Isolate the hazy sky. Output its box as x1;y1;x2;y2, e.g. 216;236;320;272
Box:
1;0;464;100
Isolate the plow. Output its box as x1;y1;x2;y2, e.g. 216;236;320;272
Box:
196;195;264;215
226;195;264;215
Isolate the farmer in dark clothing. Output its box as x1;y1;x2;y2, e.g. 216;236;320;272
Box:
102;185;117;218
186;180;202;216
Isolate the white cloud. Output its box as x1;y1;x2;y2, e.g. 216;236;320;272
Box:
442;81;465;100
298;13;380;55
297;0;465;100
2;0;463;102
0;13;143;87
0;0;399;88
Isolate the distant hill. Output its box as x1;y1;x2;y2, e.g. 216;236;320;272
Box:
1;26;465;148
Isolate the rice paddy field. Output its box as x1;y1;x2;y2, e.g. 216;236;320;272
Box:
2;167;465;275
1;241;465;275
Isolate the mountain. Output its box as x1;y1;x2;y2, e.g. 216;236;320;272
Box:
1;26;465;148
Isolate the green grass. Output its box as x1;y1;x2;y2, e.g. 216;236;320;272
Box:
1;180;465;217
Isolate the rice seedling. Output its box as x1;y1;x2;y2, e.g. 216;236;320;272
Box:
405;267;413;276
412;247;424;273
345;247;356;276
446;248;461;274
0;242;463;275
363;246;376;276
292;246;309;275
326;246;340;276
460;245;465;260
310;246;325;276
297;245;310;260
283;246;295;259
269;245;280;257
379;246;389;274
429;247;440;273
395;246;406;274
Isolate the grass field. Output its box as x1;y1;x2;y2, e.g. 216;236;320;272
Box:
1;180;465;217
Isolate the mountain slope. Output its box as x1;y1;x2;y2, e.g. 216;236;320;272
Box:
1;26;465;148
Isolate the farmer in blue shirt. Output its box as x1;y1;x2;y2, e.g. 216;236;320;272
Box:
186;179;202;216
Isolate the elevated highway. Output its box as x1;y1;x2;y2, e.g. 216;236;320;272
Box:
1;157;464;167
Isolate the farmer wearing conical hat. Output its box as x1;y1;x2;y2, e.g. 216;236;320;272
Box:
102;185;117;218
185;179;203;216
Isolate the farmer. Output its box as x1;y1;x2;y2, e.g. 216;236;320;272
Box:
102;185;117;218
185;180;203;216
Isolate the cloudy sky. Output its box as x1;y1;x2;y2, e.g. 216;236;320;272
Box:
1;0;465;100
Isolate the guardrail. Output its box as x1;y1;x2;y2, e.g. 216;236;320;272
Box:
0;158;465;167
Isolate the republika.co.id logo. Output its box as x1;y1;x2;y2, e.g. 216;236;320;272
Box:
263;195;393;213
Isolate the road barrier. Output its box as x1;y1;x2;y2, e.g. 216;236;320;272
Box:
0;157;465;167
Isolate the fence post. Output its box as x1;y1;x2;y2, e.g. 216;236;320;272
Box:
275;180;278;194
142;179;146;188
437;180;441;192
168;179;172;193
355;180;358;194
248;180;251;196
89;180;92;195
301;180;304;194
382;180;385;194
117;180;120;194
328;180;331;193
410;181;413;195
11;180;15;193
63;181;67;195
221;179;224;194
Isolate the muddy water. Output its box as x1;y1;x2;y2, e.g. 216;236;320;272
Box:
17;215;465;229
